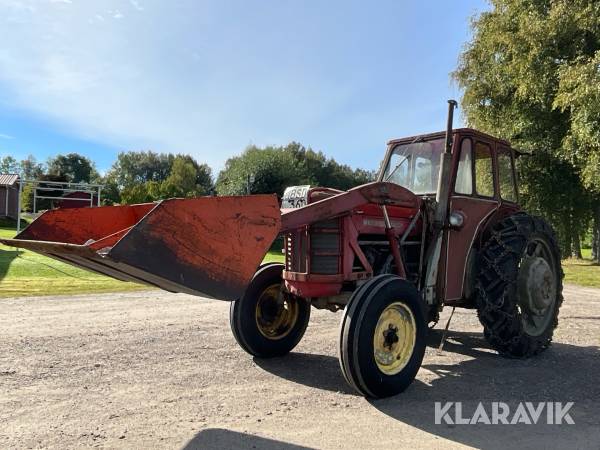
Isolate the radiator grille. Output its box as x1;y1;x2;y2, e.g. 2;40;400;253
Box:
285;219;341;275
309;219;340;274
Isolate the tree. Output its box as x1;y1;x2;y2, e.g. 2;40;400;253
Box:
216;145;305;196
97;174;121;206
0;156;19;174
120;182;161;205
171;155;213;196
47;153;99;183
160;156;213;198
110;152;214;205
454;0;600;260
216;142;373;197
20;155;44;179
107;151;173;188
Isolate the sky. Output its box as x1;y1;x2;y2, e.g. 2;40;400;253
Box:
0;0;488;175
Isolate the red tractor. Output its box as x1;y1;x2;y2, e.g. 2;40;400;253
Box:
3;101;563;398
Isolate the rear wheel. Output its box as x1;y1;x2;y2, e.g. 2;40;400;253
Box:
230;263;310;358
339;275;427;398
475;213;563;357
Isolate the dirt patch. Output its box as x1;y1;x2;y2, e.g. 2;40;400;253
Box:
1;285;599;449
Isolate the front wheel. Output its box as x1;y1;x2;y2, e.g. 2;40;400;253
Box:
230;263;310;358
339;275;427;398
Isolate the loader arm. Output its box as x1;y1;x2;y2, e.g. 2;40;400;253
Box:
281;182;419;232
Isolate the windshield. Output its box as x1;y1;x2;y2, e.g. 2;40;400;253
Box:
382;138;444;195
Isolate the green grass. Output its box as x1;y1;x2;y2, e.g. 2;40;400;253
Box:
263;249;285;263
562;248;600;288
0;227;151;298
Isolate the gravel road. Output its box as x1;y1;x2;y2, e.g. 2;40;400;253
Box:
1;284;599;449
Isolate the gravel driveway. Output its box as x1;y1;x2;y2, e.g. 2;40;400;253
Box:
1;284;599;449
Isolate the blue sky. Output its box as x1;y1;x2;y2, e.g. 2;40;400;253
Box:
0;0;488;175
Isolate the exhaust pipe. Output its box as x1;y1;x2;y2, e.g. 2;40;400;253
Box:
424;99;457;305
434;99;458;228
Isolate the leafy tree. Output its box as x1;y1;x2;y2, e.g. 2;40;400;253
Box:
454;0;600;260
97;174;121;206
47;153;99;183
216;142;373;197
20;184;34;212
216;145;305;196
107;151;173;188
20;155;44;180
160;156;212;198
120;182;159;205
0;156;19;173
110;152;214;204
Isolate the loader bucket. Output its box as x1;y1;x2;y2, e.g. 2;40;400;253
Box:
1;195;281;300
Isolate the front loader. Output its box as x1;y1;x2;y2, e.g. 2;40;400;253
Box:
2;101;563;398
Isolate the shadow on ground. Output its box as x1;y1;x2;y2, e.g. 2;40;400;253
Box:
0;248;20;281
182;428;314;450
256;329;600;449
254;352;356;395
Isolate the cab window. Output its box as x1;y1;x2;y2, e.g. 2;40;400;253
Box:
498;147;517;202
474;142;495;197
455;138;473;195
383;138;444;194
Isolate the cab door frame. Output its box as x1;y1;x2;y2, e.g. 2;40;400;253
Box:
441;131;502;304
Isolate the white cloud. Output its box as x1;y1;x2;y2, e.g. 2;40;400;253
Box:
129;0;142;11
0;0;357;170
0;133;14;139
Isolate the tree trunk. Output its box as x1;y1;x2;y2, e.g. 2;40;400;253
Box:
571;229;582;259
562;223;572;259
592;203;600;264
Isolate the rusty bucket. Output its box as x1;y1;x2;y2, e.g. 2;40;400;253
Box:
1;195;281;300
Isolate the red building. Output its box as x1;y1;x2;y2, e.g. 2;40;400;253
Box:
0;174;20;219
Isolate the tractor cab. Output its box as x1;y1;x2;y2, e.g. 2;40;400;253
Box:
380;128;519;205
380;128;521;306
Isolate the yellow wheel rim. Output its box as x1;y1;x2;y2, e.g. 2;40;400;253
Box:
255;284;299;340
373;301;417;375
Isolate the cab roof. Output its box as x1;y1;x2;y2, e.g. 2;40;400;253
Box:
386;128;511;148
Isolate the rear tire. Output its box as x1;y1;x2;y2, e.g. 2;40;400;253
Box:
475;213;563;357
230;263;310;358
339;275;427;398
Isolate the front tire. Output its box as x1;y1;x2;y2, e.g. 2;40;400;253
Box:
230;263;310;358
339;275;427;398
475;213;563;357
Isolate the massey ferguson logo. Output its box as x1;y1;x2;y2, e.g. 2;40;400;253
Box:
434;402;575;425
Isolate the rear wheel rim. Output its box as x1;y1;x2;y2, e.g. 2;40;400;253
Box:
518;237;558;337
372;301;417;375
255;284;299;340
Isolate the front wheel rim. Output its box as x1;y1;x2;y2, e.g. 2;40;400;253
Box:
255;284;299;340
373;301;417;375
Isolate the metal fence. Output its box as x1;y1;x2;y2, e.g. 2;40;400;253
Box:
17;180;103;232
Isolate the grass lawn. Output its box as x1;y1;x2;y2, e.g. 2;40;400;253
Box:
0;227;153;298
0;223;596;298
562;248;600;288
